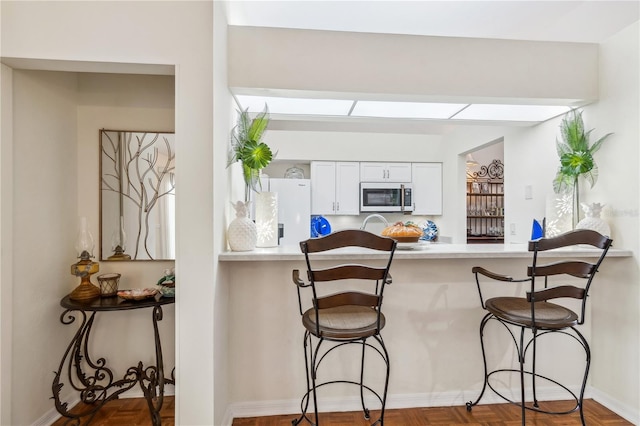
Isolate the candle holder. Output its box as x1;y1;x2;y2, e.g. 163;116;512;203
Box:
69;218;100;302
97;273;121;297
108;216;131;260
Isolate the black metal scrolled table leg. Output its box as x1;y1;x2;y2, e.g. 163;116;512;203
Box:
53;309;138;425
138;304;167;426
75;312;117;399
52;309;91;424
55;310;111;425
53;295;175;425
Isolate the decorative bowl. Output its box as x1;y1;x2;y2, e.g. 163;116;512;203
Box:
117;288;158;301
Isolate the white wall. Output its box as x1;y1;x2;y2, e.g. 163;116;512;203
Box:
503;118;565;243
229;26;598;104
10;69;79;425
263;130;443;163
586;21;639;415
213;1;233;425
0;63;13;426
1;2;215;424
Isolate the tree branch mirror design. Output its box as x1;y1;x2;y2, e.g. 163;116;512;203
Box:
100;129;175;261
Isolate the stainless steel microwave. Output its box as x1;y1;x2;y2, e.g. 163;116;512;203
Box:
360;182;413;213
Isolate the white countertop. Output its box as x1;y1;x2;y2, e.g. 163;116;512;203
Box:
219;242;632;262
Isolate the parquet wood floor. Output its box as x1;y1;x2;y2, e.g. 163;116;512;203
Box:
51;397;631;425
233;400;632;426
50;396;175;426
233;399;632;426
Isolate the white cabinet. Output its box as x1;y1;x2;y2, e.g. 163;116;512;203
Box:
360;162;412;182
335;162;360;215
411;163;443;215
310;161;360;215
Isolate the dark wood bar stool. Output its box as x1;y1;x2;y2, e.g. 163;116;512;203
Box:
466;229;612;425
292;229;397;426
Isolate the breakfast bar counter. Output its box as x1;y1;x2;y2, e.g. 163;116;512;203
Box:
219;242;632;261
219;242;634;420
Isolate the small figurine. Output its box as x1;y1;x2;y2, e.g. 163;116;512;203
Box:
157;267;175;286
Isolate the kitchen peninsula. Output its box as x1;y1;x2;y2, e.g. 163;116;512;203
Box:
219;243;632;420
220;242;631;261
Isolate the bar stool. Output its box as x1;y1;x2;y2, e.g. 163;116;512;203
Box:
466;229;612;425
292;229;396;426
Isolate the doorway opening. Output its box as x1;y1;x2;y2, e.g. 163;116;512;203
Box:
466;141;504;244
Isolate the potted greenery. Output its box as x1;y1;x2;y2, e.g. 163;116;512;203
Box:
553;109;612;227
226;104;273;251
227;104;273;202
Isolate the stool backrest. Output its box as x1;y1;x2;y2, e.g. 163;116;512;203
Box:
527;229;612;325
298;229;397;334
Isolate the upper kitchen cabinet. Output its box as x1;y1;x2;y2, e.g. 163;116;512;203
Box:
311;161;360;215
411;163;443;215
360;162;412;183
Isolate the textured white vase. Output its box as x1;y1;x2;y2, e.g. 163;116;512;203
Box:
545;193;574;237
255;192;279;247
576;202;611;236
228;201;257;251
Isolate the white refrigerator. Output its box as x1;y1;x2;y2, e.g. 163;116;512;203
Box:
269;178;311;246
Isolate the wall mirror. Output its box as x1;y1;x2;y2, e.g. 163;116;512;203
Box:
100;129;175;261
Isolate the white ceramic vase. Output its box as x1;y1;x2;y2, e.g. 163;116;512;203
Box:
576;202;611;236
228;201;257;251
255;192;279;248
545;193;574;237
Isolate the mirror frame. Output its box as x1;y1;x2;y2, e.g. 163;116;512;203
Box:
99;129;175;261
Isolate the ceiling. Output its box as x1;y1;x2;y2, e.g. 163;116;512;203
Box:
224;1;639;133
224;1;639;43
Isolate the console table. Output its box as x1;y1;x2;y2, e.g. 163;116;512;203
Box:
52;294;174;425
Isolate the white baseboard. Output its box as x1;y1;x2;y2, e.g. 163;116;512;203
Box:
32;386;175;426
224;385;638;426
33;385;638;426
590;387;639;425
225;385;592;425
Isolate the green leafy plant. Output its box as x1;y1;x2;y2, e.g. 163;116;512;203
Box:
227;104;273;201
553;109;612;226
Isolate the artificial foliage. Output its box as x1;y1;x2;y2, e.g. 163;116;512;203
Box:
228;104;273;200
552;109;612;225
